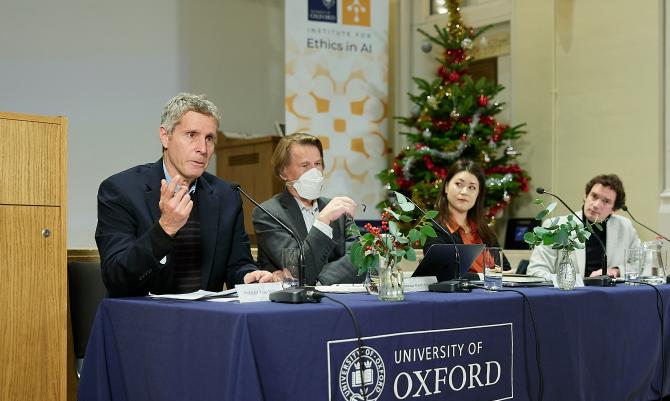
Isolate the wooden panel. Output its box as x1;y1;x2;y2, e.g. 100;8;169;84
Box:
0;112;65;206
0;205;66;401
216;136;284;244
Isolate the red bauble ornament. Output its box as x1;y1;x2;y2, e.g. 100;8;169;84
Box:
423;155;435;170
480;116;495;126
460;134;468;142
434;119;451;131
448;71;461;83
478;95;488;107
438;65;448;80
492;133;501;142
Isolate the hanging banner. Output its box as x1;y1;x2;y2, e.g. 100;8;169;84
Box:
285;0;389;219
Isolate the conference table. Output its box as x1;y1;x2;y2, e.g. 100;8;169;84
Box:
78;284;670;401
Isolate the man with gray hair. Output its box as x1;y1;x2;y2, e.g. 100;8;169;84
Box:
96;93;273;296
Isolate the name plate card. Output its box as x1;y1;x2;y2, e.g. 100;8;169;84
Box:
403;276;438;292
236;282;284;303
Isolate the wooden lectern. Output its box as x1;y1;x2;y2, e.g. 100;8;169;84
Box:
0;112;71;400
215;135;283;244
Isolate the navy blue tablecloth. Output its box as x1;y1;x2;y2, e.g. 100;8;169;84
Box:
78;285;670;401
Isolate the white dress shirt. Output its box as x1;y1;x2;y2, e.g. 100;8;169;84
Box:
292;197;333;239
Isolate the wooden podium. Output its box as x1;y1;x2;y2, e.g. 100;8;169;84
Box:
0;112;70;400
215;135;283;244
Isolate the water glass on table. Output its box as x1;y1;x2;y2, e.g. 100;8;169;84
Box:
483;247;504;291
622;248;642;285
281;248;300;288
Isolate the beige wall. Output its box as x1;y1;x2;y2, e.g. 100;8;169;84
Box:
0;0;285;247
512;0;663;240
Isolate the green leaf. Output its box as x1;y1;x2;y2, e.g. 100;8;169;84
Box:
532;198;544;205
408;229;421;243
523;231;538;244
406;247;417;261
420;225;437;238
386;208;400;220
533;226;549;236
399;215;414;222
424;210;439;219
388;220;399;235
393;191;408;204
576;231;586;243
350;242;364;269
546;202;557;213
381;235;394;249
555;229;569;246
535;209;550;220
346;224;361;237
398;201;414;212
362;232;375;242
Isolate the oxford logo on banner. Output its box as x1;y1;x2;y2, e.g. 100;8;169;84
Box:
285;0;389;219
327;324;514;401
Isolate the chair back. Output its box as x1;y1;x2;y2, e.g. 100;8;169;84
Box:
68;261;107;364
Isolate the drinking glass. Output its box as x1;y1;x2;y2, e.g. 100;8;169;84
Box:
622;248;643;285
281;248;300;288
483;247;504;291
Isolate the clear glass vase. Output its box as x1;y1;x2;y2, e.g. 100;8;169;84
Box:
365;263;380;295
556;249;577;290
378;256;404;301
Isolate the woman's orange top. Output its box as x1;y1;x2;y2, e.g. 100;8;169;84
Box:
444;218;485;273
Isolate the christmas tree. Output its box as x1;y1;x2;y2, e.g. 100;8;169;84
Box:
379;0;530;222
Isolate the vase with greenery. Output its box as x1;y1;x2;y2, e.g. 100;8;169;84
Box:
523;199;593;290
347;191;438;300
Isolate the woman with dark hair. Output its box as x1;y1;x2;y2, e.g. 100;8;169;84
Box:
423;159;510;274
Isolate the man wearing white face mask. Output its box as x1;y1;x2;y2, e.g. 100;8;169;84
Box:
252;133;363;285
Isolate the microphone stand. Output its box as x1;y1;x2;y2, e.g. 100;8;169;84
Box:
235;185;318;303
398;194;470;293
536;188;613;287
622;206;670;242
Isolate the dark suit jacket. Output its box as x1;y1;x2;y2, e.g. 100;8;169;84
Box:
95;158;257;296
252;190;363;285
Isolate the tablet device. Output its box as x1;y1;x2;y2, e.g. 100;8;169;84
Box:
412;244;485;282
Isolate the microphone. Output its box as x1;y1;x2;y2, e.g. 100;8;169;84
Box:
536;187;613;286
233;183;307;288
621;205;670;242
392;193;470;293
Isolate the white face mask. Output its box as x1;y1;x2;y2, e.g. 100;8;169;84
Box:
291;167;324;200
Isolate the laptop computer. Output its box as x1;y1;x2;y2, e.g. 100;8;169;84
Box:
504;218;540;250
412;244;485;282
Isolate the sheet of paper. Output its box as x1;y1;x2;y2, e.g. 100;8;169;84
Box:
315;283;368;293
206;297;240;303
148;288;237;301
